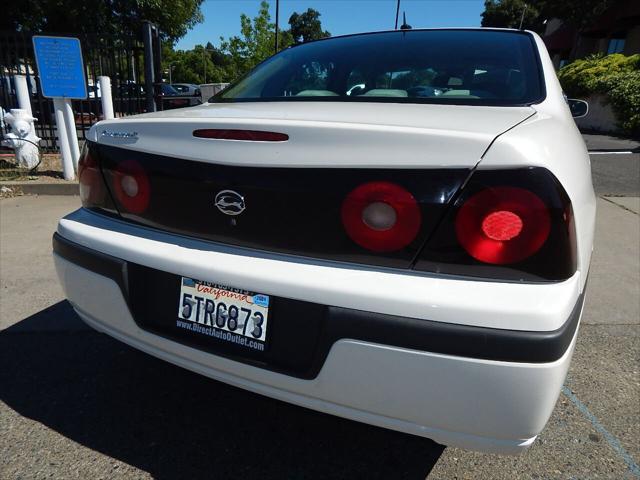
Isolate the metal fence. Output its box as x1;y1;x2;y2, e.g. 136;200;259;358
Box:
0;30;151;152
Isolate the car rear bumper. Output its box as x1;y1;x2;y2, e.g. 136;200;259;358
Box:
53;208;584;454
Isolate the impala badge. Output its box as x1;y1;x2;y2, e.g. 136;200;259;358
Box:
101;130;138;139
215;190;245;216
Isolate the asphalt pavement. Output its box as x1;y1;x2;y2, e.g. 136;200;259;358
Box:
0;196;444;479
582;133;640;153
591;153;639;196
1;148;638;479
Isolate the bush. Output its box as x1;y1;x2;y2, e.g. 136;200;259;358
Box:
603;70;640;136
558;53;640;136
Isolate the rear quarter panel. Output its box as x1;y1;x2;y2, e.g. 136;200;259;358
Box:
478;33;596;291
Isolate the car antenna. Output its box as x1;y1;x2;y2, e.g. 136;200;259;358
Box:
395;0;401;29
400;12;412;30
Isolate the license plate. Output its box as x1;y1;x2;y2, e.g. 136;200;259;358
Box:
176;277;270;351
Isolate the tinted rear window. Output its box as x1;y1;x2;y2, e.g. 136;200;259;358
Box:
216;30;544;106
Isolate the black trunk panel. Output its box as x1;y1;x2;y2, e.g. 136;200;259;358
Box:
94;143;469;269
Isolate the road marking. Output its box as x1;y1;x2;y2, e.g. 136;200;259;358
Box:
588;151;635;155
562;386;640;478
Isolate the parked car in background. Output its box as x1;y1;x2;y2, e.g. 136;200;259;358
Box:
160;83;179;96
162;83;200;108
170;83;203;107
112;83;194;110
172;83;201;98
57;28;595;456
118;82;146;98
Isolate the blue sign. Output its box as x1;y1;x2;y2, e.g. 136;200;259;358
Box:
32;36;87;99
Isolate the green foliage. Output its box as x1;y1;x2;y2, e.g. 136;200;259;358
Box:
162;1;283;84
216;2;332;80
535;0;613;31
481;0;543;32
603;71;640;136
288;8;330;44
481;0;615;32
4;0;204;43
162;1;331;85
219;1;293;80
163;44;230;84
559;54;640;135
558;54;640;96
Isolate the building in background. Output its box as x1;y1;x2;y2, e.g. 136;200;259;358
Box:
544;0;640;69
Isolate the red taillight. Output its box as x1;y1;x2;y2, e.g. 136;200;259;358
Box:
341;181;421;252
78;150;103;206
112;160;150;214
455;187;551;265
482;210;523;241
193;129;289;142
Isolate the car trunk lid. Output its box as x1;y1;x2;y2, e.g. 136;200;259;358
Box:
90;102;535;269
93;102;535;168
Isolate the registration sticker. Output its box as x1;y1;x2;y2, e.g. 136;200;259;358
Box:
176;277;269;352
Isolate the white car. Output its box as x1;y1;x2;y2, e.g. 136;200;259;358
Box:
54;28;595;455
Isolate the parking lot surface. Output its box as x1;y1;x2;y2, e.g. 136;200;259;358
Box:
1;149;638;478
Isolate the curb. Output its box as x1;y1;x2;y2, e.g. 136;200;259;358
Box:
0;182;79;196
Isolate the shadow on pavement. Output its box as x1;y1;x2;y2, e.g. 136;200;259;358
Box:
0;301;444;479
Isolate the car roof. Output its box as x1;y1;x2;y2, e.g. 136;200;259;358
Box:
284;27;531;50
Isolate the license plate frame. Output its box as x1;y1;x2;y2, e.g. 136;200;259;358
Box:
176;277;270;352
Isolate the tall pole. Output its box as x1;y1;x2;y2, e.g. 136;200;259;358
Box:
395;0;401;29
275;0;280;54
53;98;74;180
519;4;528;29
142;21;156;112
203;49;206;84
14;75;32;116
62;99;80;171
99;76;114;120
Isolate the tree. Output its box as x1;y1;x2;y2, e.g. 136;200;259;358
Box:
535;0;613;31
219;1;293;79
3;0;204;43
288;8;330;44
163;44;230;84
481;0;615;33
481;0;543;31
161;2;333;85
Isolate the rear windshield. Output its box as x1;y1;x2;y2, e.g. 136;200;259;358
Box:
215;29;544;106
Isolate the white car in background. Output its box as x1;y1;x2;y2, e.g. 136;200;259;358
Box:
54;28;595;454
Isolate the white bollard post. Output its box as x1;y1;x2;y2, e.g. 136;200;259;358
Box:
61;99;81;171
14;75;33;117
98;76;114;120
53;98;75;180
